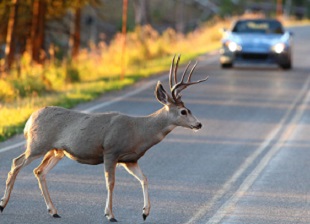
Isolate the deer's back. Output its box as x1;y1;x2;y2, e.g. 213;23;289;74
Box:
24;106;119;164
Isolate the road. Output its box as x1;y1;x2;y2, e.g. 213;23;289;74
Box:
1;25;310;224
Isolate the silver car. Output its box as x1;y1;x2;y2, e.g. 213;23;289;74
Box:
220;18;293;69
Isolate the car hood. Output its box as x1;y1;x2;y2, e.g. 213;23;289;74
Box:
224;32;290;53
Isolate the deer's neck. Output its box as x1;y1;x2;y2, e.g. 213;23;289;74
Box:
116;107;176;163
142;106;176;143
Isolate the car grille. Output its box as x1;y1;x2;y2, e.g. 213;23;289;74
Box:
237;52;269;60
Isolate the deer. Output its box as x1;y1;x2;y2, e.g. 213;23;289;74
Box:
0;55;208;222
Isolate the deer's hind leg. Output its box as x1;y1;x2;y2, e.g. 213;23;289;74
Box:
0;152;39;212
33;149;64;218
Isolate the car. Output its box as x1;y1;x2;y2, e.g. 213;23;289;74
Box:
220;18;293;69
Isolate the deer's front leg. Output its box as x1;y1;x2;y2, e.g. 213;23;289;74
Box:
121;162;150;221
104;157;117;222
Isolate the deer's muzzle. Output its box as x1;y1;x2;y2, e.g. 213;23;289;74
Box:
192;122;202;130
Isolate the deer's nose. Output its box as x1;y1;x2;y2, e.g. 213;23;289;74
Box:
195;122;202;129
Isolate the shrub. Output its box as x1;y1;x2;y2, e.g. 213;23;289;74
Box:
0;79;16;102
11;73;47;97
66;64;80;83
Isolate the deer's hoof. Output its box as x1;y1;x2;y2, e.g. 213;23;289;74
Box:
109;217;118;222
52;214;61;218
142;207;149;221
0;205;4;213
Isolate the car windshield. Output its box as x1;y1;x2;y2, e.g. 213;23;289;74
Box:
232;20;284;34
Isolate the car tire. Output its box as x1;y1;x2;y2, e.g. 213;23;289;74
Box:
221;63;233;69
280;62;292;70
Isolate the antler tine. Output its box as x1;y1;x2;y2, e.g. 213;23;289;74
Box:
180;75;209;88
172;61;196;94
174;54;181;85
185;76;209;87
187;61;198;82
169;55;176;90
180;61;191;83
171;60;209;103
171;61;191;102
194;75;209;84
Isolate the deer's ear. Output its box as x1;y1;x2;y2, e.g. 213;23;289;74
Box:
155;81;171;105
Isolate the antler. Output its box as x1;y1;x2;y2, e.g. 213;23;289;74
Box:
169;55;209;103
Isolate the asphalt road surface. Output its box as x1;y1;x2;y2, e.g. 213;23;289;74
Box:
1;25;310;224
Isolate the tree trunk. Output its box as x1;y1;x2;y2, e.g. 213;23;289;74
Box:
121;0;128;80
133;0;149;26
28;0;46;63
4;0;19;71
72;5;81;59
175;0;185;33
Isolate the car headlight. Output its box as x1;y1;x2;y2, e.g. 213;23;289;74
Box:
224;41;241;52
273;43;286;54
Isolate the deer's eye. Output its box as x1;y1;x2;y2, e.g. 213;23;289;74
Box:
181;109;187;116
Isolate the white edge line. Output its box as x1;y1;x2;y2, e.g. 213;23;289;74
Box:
0;141;25;154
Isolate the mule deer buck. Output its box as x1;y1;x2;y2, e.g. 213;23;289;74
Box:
0;55;208;222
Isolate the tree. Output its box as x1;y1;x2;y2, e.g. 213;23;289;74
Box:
133;0;149;26
27;0;47;63
4;0;19;70
72;3;81;59
175;0;185;33
68;0;99;59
